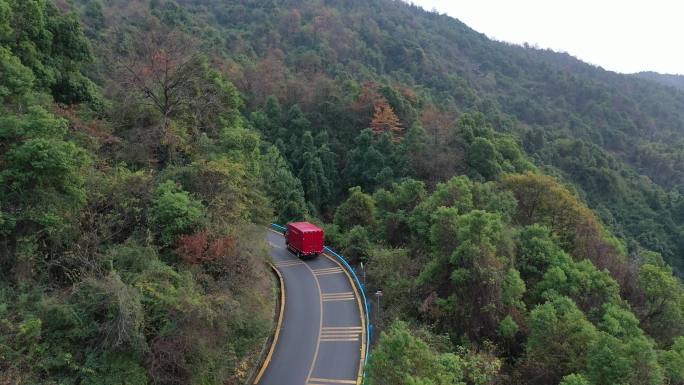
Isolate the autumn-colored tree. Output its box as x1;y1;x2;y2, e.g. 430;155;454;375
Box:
176;231;237;265
117;29;198;132
114;29;241;164
370;99;403;142
503;173;623;270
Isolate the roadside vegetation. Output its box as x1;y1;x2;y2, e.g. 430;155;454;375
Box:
2;0;684;384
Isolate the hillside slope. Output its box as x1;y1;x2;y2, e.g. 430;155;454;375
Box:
3;0;684;384
75;0;684;271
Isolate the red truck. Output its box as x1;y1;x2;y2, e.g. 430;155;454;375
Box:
286;222;324;258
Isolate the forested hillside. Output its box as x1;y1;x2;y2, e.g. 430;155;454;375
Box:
2;0;684;384
635;71;684;91
81;0;684;274
0;1;283;383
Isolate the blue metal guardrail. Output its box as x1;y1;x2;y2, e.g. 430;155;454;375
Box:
270;223;371;382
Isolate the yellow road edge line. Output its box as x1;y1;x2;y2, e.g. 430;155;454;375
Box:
268;228;284;236
322;253;367;385
264;230;365;385
253;262;286;384
267;230;325;385
309;378;357;384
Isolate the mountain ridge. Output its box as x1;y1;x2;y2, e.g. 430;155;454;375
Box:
634;71;684;90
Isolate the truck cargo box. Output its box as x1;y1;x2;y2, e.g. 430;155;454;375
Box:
286;222;324;258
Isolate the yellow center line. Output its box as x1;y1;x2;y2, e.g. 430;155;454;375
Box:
263;231;366;385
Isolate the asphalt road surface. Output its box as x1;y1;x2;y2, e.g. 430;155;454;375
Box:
255;230;365;385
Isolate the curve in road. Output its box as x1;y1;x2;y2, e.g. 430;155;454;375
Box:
255;230;366;385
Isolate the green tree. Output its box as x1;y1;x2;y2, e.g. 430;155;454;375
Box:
588;304;664;385
514;224;570;284
420;210;507;339
151;180;206;246
0;107;90;220
0;107;90;272
373;178;426;245
366;321;467;385
0;47;34;106
637;262;684;344
467;137;502;180
298;151;332;210
345;129;390;191
660;337;684;384
251;95;284;146
559;374;591;385
429;206;460;257
409;176;473;243
261;146;307;223
334;186;376;231
524;297;598;384
497;315;519;340
342;225;371;262
534;259;620;312
502;268;526;311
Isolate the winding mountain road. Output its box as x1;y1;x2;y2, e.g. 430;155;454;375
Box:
254;230;366;385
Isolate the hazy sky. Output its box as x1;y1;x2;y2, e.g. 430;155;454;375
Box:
409;0;684;75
